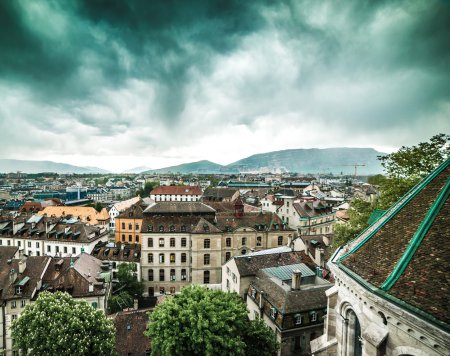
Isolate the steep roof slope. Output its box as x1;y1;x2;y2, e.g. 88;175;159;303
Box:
336;158;450;330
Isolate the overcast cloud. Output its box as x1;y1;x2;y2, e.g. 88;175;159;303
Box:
0;0;449;171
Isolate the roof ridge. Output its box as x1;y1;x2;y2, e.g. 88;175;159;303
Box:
339;158;450;262
380;176;450;291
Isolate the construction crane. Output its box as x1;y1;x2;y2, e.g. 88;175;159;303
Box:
342;163;366;178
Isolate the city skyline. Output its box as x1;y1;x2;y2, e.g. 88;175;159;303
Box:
1;1;449;172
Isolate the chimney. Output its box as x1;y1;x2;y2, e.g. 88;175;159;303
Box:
292;269;302;290
18;258;27;274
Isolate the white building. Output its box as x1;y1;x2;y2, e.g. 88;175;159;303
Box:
149;185;203;202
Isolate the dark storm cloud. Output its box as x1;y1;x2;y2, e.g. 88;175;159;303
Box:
0;0;449;170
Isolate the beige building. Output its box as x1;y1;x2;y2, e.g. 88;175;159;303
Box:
140;201;295;296
312;159;450;356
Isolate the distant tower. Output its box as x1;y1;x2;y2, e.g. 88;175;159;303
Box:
234;197;244;218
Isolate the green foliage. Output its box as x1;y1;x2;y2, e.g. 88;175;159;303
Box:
87;202;104;212
242;318;279;356
333;198;373;248
145;286;279;356
376;134;449;209
136;181;159;197
11;291;116;355
116;263;144;298
378;133;449;179
108;291;134;313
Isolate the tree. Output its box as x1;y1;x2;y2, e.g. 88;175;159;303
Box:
136;181;159;197
333;198;373;248
376;133;449;209
116;262;144;298
145;285;279;356
11;291;116;355
108;291;134;313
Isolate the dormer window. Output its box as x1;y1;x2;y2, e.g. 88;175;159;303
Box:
170;225;175;232
159;225;164;232
15;286;23;295
251;288;256;299
310;311;317;322
147;225;153;232
294;314;302;325
181;225;186;232
270;307;277;319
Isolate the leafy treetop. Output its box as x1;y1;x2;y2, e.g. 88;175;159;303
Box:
12;291;116;356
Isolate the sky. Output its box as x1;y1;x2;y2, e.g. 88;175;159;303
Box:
0;0;449;172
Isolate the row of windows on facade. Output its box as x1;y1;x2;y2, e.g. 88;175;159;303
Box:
147;252;213;265
121;234;140;243
121;223;140;230
0;240;77;255
147;269;210;284
10;300;26;309
146;236;284;248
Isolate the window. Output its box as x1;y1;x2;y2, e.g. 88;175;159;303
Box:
159;238;164;247
136;223;139;230
225;252;231;261
170;225;175;232
159;287;165;294
148;269;154;281
47;245;51;253
170;238;175;247
148;253;153;263
311;311;317;322
251;288;256;299
278;236;283;246
204;239;210;249
72;247;76;254
63;246;67;254
28;241;31;248
128;235;132;242
91;302;98;309
159;254;165;263
159;269;165;281
12;314;17;321
170;253;175;263
147;225;153;232
241;249;246;255
122;234;125;242
55;246;59;253
294;314;302;325
122;222;125;229
181;253;187;263
181;269;187;281
159;225;164;232
181;225;186;232
136;235;139;243
11;300;17;309
256;236;262;246
129;223;132;230
148;238;153;247
204;254;210;265
241;237;246;246
203;271;210;284
181;238;187;247
226;238;231;247
170;269;176;281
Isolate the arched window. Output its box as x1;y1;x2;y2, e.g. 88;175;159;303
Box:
341;305;362;356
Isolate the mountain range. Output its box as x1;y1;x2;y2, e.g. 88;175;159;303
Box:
0;159;110;174
1;148;386;175
143;148;386;175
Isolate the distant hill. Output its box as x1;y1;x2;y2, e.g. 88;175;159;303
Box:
0;159;110;174
143;160;225;174
226;148;385;175
122;166;154;174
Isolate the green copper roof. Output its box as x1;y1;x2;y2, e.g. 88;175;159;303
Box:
262;263;315;281
367;209;386;225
